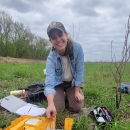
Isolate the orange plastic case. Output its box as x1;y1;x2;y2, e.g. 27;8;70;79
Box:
64;118;74;130
5;115;74;130
5;115;56;130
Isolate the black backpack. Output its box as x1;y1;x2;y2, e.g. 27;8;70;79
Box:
24;82;46;102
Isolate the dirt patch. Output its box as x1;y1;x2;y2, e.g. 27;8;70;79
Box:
118;113;130;122
0;56;46;63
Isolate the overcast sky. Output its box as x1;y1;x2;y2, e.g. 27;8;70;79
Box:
0;0;130;62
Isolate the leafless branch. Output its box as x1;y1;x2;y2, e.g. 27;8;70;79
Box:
111;15;130;108
75;22;80;41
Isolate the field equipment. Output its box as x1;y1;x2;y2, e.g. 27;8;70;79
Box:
5;115;56;130
4;115;74;130
18;82;46;103
120;82;130;93
10;90;25;96
64;118;74;130
92;107;114;124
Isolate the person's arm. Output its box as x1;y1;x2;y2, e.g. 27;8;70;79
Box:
45;94;56;118
74;42;84;87
74;43;84;102
44;54;56;118
44;56;56;96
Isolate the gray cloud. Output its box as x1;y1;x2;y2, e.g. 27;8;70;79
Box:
0;0;33;13
0;0;130;61
65;0;99;17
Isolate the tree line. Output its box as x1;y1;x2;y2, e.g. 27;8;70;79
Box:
0;11;51;60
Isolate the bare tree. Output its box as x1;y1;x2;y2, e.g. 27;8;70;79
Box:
70;22;80;41
111;15;130;109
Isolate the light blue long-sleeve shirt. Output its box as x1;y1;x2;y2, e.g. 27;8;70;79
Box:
44;41;84;96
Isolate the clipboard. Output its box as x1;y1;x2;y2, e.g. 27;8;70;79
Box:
0;95;46;116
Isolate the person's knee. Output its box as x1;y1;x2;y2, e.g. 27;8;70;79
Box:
54;100;65;111
69;103;83;112
74;106;82;112
56;105;65;111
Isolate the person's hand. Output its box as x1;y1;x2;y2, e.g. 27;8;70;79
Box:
45;103;56;118
75;92;84;102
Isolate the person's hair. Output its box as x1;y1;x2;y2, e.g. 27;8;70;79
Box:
52;32;74;60
65;37;74;59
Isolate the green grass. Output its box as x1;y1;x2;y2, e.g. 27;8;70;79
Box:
0;62;130;129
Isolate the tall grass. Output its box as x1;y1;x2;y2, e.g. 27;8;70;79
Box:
0;62;130;129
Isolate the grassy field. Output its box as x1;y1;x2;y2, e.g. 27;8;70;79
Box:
0;57;130;130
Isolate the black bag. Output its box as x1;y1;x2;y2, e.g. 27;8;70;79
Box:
25;82;46;102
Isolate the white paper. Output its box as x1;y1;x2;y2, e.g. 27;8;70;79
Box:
28;106;46;116
15;103;46;116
